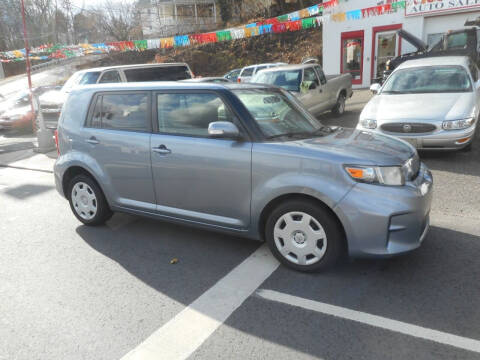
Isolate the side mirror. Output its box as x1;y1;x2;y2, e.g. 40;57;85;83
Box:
208;121;240;139
370;83;381;94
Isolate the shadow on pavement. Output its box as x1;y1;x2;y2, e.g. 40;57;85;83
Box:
77;216;480;358
3;184;55;200
77;215;260;306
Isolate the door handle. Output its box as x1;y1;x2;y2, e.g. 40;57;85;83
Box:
86;136;99;145
153;144;171;155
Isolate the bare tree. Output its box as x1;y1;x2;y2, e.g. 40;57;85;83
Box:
98;0;141;41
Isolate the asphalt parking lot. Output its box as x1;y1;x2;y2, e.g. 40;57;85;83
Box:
1;90;479;360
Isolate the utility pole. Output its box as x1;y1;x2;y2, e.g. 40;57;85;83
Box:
20;0;36;132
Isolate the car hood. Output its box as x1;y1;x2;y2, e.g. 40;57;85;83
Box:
278;128;415;166
397;29;428;52
39;90;67;106
361;93;475;122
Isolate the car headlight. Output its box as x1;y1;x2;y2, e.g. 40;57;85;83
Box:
359;119;377;129
344;165;405;186
442;117;475;130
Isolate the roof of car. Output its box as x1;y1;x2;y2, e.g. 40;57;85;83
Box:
242;63;286;69
396;56;471;70
73;81;274;93
74;62;190;74
254;64;317;74
180;77;231;82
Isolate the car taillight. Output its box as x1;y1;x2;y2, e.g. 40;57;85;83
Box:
237;78;242;83
54;129;60;155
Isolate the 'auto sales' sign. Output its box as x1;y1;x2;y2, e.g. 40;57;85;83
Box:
406;0;480;16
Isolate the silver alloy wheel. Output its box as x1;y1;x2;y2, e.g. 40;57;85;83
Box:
273;211;327;266
71;182;97;220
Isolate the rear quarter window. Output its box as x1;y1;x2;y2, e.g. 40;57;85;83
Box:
87;92;151;132
124;66;192;82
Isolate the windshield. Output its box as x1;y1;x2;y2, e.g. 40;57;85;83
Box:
253;70;302;92
233;89;326;139
382;66;472;94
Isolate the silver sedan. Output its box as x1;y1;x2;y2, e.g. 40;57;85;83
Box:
359;56;479;151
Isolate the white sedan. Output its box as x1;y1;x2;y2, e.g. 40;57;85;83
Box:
358;56;479;151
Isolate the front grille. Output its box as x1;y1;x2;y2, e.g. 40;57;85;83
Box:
381;123;436;134
42;112;60;122
41;104;61;110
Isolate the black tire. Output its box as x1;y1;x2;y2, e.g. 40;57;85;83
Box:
265;200;344;272
332;93;346;117
68;174;113;226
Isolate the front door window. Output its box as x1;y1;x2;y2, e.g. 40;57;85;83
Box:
342;36;363;84
375;32;398;79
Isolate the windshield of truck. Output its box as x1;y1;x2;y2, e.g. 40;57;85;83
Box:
382;66;472;94
253;70;302;92
124;66;192;82
233;89;328;139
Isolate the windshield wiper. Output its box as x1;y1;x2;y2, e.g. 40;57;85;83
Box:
266;127;334;140
266;132;313;140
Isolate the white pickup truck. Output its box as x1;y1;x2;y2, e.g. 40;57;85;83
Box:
252;63;353;116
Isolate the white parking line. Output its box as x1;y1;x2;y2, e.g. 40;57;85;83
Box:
257;289;480;354
120;244;280;360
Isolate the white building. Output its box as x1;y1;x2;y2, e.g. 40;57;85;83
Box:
138;0;217;38
322;0;480;88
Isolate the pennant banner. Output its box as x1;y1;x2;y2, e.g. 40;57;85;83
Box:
0;1;406;63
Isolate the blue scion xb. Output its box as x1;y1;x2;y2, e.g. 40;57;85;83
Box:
54;82;433;272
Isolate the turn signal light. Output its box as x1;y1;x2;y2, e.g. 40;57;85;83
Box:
345;167;365;179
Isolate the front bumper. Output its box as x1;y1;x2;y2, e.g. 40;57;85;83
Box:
360;125;476;150
334;163;433;258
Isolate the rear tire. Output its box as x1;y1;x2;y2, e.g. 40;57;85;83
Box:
68;174;113;226
332;93;346;117
265;200;344;272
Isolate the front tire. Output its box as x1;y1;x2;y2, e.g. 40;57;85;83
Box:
265;200;344;272
332;93;346;117
68;174;113;226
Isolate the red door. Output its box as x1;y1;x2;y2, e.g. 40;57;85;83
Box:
341;30;364;85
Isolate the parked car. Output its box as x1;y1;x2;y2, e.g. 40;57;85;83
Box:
252;64;353;116
224;68;241;82
54;82;432;272
181;77;231;83
361;56;479;151
0;86;60;132
39;63;193;128
237;63;287;83
381;28;480;83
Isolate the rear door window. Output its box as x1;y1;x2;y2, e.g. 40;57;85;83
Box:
88;92;150;132
99;70;122;83
124;66;192;82
241;68;254;77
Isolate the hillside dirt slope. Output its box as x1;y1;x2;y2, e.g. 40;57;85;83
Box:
82;28;322;77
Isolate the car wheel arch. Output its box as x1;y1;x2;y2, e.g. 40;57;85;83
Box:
257;193;347;250
62;166;106;202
